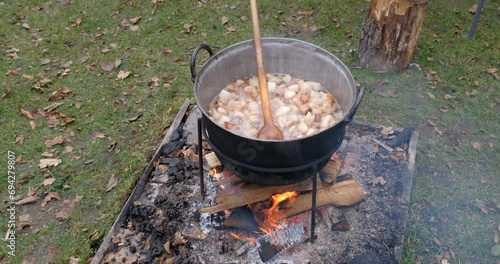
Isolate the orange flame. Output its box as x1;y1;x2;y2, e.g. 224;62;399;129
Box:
210;168;223;180
229;232;257;244
259;191;298;232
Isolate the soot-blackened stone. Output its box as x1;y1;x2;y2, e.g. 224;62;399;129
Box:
129;245;136;254
129;204;156;218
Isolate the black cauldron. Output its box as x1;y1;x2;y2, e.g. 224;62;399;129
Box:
191;38;364;185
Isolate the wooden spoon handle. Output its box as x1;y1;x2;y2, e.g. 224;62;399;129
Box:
250;0;273;125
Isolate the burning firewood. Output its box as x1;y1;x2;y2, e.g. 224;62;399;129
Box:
278;179;365;220
200;176;323;214
250;179;364;227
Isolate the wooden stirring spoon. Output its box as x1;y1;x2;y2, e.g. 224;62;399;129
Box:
250;0;284;140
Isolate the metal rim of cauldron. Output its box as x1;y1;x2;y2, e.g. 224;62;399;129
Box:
190;38;364;185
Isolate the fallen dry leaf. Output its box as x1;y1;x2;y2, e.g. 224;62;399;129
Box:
381;126;394;136
164;241;171;254
91;131;105;139
439;106;449;113
15;196;38;205
387;88;398;97
44;102;64;112
56;211;69;219
162;48;173;55
466;89;478;97
442;259;449;264
428;92;436;99
130;16;141;24
183;23;192;33
45;135;64;147
75;102;82;109
116;70;131;80
28;188;36;197
39;158;62;169
158;164;168;174
221;16;229;25
71;17;82;27
475;199;488;215
30;120;36;129
149;76;160;87
226;26;236;34
173;231;187;246
69;256;80;264
444;94;456;100
373;144;379;153
60;87;71;94
115;58;122;69
40;58;50;65
18;214;31;229
472;142;481;150
433;126;444;136
20;109;34;119
7;69;21;76
434;237;443;247
468;4;478;13
55;196;84;220
43;178;56;186
41;192;61;207
126;114;142;122
100;59;115;71
487;68;497;74
105;174;118;192
22;23;30;30
473;80;479;86
371;176;387;186
41;151;54;157
61;116;76;126
63;146;74;154
46;116;58;127
16;135;25;144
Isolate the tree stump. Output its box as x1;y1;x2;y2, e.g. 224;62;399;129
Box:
358;0;428;72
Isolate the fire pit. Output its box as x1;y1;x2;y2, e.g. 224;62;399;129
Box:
93;104;418;264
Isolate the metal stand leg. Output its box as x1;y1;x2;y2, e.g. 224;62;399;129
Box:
310;171;318;243
198;118;205;199
468;0;485;39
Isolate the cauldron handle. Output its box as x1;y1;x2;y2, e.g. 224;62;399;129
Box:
343;84;365;123
190;44;214;83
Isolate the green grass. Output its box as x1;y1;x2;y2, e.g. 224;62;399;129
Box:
0;0;498;263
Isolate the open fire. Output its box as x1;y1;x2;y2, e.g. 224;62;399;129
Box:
257;191;299;232
201;151;366;261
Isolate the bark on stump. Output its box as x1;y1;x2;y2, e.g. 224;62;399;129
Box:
358;0;428;72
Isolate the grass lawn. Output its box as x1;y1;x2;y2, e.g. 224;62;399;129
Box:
0;0;498;263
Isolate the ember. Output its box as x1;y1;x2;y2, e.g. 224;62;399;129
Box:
229;232;257;244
